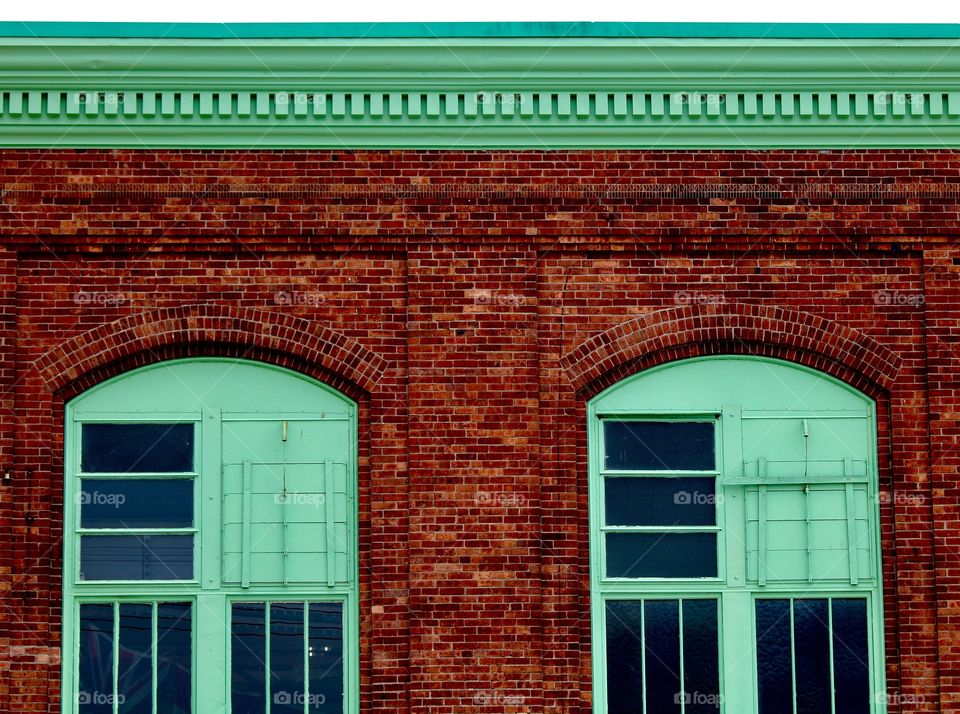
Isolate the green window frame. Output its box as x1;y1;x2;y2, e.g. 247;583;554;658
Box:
589;356;887;714
62;358;359;714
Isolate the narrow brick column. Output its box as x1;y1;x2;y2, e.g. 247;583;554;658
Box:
407;242;542;712
924;248;960;710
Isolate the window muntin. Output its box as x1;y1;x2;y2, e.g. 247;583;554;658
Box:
600;419;720;581
64;359;358;714
590;357;885;714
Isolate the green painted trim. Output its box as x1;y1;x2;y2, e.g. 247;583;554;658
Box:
0;36;960;147
3;21;960;39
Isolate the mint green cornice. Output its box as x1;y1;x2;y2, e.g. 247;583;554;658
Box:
2;33;960;148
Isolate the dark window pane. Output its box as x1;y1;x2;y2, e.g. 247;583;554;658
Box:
756;599;793;714
644;600;681;714
78;603;114;714
308;603;344;713
606;533;717;578
232;603;266;714
118;604;152;714
605;600;644;714
832;599;870;714
682;600;720;713
604;421;714;471
271;603;305;713
82;423;194;473
794;599;832;714
157;603;193;714
80;535;193;581
605;477;716;527
80;479;193;529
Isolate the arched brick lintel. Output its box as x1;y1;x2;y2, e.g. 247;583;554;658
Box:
559;304;901;396
36;304;390;396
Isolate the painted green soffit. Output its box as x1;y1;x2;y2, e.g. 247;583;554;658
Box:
2;30;960;148
4;21;960;39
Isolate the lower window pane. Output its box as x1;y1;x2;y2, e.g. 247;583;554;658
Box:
271;603;305;713
118;604;152;714
756;600;794;714
232;603;267;714
606;533;717;578
832;599;870;714
794;599;832;714
156;603;193;714
644;600;681;714
681;600;720;713
605;601;644;714
78;604;114;714
308;603;344;713
80;535;193;580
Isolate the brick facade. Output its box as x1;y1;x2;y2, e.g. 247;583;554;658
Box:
0;149;957;712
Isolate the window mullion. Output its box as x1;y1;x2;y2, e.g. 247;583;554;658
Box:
640;600;648;714
303;601;310;714
151;602;158;714
678;599;686;714
790;600;798;714
112;602;120;714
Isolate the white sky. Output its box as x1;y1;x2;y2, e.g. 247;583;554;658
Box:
3;0;959;24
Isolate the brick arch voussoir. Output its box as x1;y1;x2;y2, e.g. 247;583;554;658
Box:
559;304;900;395
36;304;389;395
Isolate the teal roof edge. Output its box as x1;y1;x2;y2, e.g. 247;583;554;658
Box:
3;21;960;39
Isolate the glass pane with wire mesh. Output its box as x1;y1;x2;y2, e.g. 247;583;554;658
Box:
605;598;720;714
605;476;717;527
606;533;718;578
603;421;715;472
80;479;194;529
80;534;194;581
755;597;871;714
81;423;194;473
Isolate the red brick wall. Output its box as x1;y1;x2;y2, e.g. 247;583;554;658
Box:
0;149;957;712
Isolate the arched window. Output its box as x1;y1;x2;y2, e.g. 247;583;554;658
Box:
62;359;358;714
590;356;885;714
